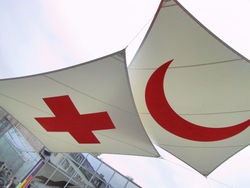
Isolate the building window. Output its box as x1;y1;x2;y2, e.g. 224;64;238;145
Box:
67;166;75;176
61;159;70;170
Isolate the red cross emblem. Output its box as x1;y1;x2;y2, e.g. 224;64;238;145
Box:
35;95;115;144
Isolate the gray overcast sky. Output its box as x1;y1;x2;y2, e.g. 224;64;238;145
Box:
0;0;249;187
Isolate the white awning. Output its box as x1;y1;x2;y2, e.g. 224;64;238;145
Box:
128;0;250;175
0;50;159;157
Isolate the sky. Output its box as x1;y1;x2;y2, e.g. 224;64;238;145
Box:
0;0;160;78
0;0;249;187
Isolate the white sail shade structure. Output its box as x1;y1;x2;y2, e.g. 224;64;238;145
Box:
128;0;250;175
0;0;249;178
0;50;159;157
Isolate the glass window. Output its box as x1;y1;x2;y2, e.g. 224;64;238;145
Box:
46;169;70;187
67;153;86;167
71;171;92;188
76;154;83;163
61;159;70;170
86;155;101;171
65;178;86;188
67;166;75;177
77;162;94;182
109;173;127;188
32;163;56;187
126;181;140;188
96;163;114;183
0;117;12;137
0;118;40;186
90;176;106;188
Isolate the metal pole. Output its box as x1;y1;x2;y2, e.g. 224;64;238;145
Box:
26;157;49;187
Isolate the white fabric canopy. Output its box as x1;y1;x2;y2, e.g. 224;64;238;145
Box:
0;0;249;176
0;50;158;157
128;0;250;175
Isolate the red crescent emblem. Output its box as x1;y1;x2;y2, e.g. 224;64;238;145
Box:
145;60;250;141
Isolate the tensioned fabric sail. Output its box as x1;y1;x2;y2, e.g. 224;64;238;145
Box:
0;50;159;157
128;0;250;175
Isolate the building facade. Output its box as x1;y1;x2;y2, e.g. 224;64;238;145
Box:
0;107;141;188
